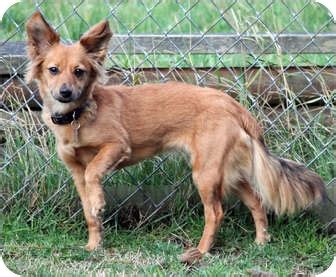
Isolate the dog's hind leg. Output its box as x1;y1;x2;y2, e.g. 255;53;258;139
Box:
235;182;270;245
180;167;224;264
180;136;226;263
196;174;224;254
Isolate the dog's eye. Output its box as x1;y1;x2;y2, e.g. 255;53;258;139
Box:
48;67;59;75
74;68;85;78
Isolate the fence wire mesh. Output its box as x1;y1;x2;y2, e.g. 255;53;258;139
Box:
1;0;335;226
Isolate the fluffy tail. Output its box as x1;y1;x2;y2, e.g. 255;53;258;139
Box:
251;139;326;215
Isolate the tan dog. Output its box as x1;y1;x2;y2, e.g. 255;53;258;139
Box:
25;12;325;263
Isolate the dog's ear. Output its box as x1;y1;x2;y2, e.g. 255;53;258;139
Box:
26;11;60;59
79;20;112;63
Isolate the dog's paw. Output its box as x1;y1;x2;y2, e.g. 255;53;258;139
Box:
179;247;203;264
85;243;99;252
85;238;102;252
255;232;271;245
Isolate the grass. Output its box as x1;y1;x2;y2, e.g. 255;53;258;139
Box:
2;0;336;38
1;0;336;67
2;210;335;276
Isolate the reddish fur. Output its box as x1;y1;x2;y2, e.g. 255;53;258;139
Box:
26;12;326;263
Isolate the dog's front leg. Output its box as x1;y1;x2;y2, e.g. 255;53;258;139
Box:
59;151;103;251
85;143;130;219
72;164;103;251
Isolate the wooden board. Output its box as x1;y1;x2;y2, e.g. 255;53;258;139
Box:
1;67;335;111
1;33;336;74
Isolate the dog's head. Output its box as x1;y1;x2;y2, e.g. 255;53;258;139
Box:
26;12;112;112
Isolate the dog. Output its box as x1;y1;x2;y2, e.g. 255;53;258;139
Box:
25;12;326;263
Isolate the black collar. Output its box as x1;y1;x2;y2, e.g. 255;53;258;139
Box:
51;105;85;125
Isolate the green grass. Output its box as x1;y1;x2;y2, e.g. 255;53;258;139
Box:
2;210;335;276
2;0;335;38
1;0;336;67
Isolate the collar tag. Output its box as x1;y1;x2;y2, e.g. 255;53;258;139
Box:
71;119;81;144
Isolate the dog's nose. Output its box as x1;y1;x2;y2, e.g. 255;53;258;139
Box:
59;85;72;98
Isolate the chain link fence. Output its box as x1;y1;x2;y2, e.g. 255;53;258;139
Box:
1;0;335;227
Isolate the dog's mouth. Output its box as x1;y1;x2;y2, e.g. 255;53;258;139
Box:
56;97;73;103
53;94;80;104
